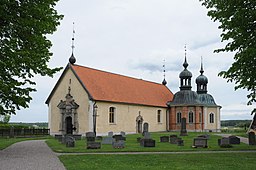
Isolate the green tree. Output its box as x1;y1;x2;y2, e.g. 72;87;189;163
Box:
0;0;63;115
200;0;256;114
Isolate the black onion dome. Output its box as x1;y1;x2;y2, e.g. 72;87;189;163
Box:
198;93;217;106
179;69;192;78
169;90;201;105
69;53;76;64
162;78;167;85
196;74;208;84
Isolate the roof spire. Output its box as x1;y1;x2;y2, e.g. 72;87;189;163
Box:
200;56;204;75
183;44;188;69
69;22;76;64
162;59;167;85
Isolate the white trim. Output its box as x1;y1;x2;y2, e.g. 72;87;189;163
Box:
88;100;94;132
204;107;208;128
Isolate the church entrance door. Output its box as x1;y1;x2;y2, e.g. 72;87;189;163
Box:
66;116;73;134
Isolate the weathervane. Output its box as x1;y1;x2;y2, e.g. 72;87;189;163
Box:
69;22;76;64
162;59;167;85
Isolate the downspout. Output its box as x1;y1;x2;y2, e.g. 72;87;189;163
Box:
93;102;98;136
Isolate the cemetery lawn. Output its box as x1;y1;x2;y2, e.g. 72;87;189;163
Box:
0;137;49;150
46;132;256;153
59;152;255;170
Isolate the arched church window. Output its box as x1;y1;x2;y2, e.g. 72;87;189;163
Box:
209;113;214;123
177;112;181;123
109;107;116;123
157;110;161;123
189;111;194;123
199;112;202;123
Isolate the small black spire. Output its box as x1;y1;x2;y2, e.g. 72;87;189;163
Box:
69;22;76;64
183;44;188;69
162;59;167;85
200;56;204;75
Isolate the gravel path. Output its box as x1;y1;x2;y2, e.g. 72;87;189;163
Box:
0;140;66;170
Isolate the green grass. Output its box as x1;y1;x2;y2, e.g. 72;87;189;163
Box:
59;152;256;170
0;136;50;150
46;132;256;153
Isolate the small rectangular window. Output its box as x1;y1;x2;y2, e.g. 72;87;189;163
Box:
157;110;161;123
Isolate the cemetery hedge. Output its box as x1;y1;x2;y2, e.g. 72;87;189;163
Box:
46;132;256;153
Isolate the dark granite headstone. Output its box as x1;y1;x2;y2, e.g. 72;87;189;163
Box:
142;122;149;136
87;142;101;149
143;132;151;139
170;136;180;144
86;132;96;142
102;135;114;144
218;137;230;146
193;137;207;148
112;140;125;149
180;118;188;136
248;132;256;145
228;136;240;144
65;136;75;147
177;139;184;146
160;136;169;142
113;135;126;141
140;139;155;147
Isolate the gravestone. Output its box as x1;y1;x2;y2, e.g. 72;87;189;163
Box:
140;139;155;147
87;142;101;149
170;136;180;144
160;136;169;142
248;132;256;145
65;136;75;147
86;132;96;142
102;132;114;144
142;122;149;136
180;118;188;136
112;140;125;149
218;137;230;146
193;137;208;148
143;132;151;139
177;139;184;146
108;131;114;137
228;136;240;144
113;135;126;141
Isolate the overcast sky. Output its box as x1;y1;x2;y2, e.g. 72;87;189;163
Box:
10;0;254;122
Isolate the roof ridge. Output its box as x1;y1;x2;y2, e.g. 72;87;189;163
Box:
72;64;164;86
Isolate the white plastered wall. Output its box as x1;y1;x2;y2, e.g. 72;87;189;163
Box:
47;68;90;136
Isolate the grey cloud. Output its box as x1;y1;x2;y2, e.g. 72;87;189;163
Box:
190;38;220;50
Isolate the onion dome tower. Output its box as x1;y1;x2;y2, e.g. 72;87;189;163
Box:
168;46;200;105
195;58;217;105
196;58;208;94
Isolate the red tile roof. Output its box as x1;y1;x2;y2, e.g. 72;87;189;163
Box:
71;64;173;107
